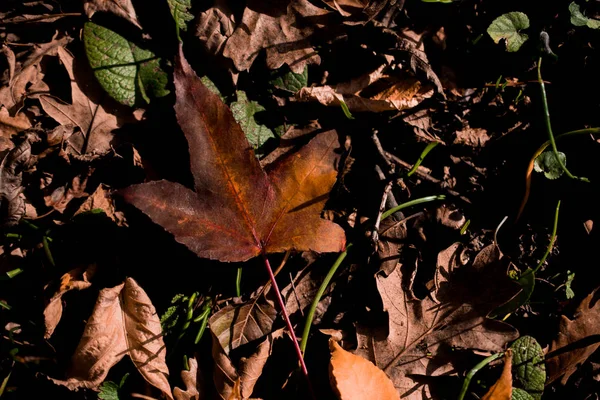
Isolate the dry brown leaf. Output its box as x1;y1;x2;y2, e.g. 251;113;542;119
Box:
173;357;202;400
547;287;600;384
83;0;142;29
43;167;93;213
74;183;127;225
196;0;235;55
481;350;513;400
296;64;433;112
220;0;330;73
454;127;490;147
329;339;399;400
355;243;518;399
0;106;31;139
43;265;97;339
50;278;173;399
39;47;132;155
212;329;281;400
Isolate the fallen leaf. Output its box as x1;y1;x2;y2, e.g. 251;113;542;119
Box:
209;298;277;354
195;0;236;55
43;265;97;339
120;45;345;262
212;329;282;400
83;0;142;29
329;339;399;400
0;106;31;139
173;357;202;400
454;127;490;147
43;167;93;213
74;183;126;225
40;47;132;155
547;287;600;384
221;0;330;73
50;278;173;400
295;63;433;112
481;350;512;400
355;243;518;399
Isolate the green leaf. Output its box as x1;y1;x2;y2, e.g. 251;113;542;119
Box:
534;151;566;179
230;91;275;154
489;269;535;319
168;0;194;38
160;293;186;333
487;12;530;52
569;2;600;29
270;65;308;93
512;387;535;400
510;336;545;400
98;373;129;399
201;76;223;99
83;22;169;107
564;270;575;299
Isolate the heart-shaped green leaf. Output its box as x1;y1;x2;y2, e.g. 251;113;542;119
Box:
534;151;566;180
487;12;530;52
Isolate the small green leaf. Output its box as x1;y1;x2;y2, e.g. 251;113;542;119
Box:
510;336;545;400
98;382;120;400
201;76;223;99
569;2;600;29
230;91;275;154
83;22;169;107
512;387;535;400
487;12;530;52
160;293;186;333
167;0;194;38
270;65;308;93
564;270;575;299
489;269;535;319
534;151;566;179
339;100;354;119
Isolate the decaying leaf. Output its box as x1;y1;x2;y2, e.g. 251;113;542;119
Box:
120;45;345;262
209;298;277;354
51;278;173;400
212;329;282;400
296;63;433;112
43;167;93;213
355;243;518;398
74;184;126;225
83;0;142;29
39;47;133;155
0;106;31;140
481;350;512;400
43;265;97;339
547;287;600;384
220;0;330;73
173;357;201;400
454;127;490;147
329;339;399;400
195;0;236;55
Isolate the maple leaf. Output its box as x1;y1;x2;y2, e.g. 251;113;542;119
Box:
120;45;345;262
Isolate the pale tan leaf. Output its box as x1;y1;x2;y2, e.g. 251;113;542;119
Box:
195;0;235;55
454;127;490;147
74;183;127;226
329;339;399;400
43;265;97;339
0;106;31;139
39;47;133;155
51;278;173;399
83;0;142;29
221;0;330;73
481;350;513;400
547;287;600;384
173;357;201;400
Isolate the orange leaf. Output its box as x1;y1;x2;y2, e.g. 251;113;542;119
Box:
329;339;399;400
120;45;345;262
481;350;513;400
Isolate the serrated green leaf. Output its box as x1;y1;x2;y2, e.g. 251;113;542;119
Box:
201;76;223;99
168;0;194;38
160;293;186;333
98;381;120;400
569;2;600;29
510;336;545;400
512;387;535;400
487;12;530;52
83;22;169;107
534;151;566;179
270;65;308;93
230;91;275;154
564;270;575;299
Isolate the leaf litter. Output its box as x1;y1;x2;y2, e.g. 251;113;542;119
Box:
2;1;600;399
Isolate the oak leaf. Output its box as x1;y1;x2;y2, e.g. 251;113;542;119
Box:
83;0;142;29
173;357;202;400
120;45;345;262
481;350;513;400
50;278;173;400
329;339;399;400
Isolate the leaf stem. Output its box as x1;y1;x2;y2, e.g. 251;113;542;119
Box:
261;252;315;400
457;352;504;400
300;243;353;355
531;199;561;275
406;142;440;178
381;195;446;220
235;267;242;297
537;57;588;182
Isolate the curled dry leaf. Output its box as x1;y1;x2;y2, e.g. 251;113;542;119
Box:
83;0;142;29
74;183;127;226
329;339;399;400
481;350;513;400
219;0;330;73
39;47;134;155
173;357;202;400
209;298;277;354
355;243;518;399
212;329;282;400
0;106;31;140
50;278;173;400
120;45;345;263
547;287;600;384
43;265;97;339
195;0;235;55
295;63;433;112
